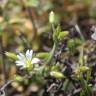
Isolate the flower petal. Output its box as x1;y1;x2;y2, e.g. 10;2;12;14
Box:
17;54;22;60
19;53;25;59
29;50;33;57
31;58;40;64
15;60;25;66
26;50;33;60
26;50;30;56
91;32;96;40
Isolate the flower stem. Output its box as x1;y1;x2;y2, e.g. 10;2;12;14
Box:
45;43;56;65
45;23;56;65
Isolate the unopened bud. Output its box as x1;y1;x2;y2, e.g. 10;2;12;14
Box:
79;66;89;72
50;71;64;78
5;52;18;60
49;11;55;24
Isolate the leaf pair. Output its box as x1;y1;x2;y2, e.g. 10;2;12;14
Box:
53;25;69;43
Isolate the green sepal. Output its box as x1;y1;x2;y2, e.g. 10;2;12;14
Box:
5;52;18;60
35;52;49;59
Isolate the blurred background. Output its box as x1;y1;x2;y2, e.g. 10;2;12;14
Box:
0;0;96;95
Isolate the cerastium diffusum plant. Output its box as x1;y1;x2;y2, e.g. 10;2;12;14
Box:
5;12;96;96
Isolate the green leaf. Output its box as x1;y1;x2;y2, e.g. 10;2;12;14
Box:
58;31;69;41
75;38;82;46
63;79;74;92
67;38;82;54
51;65;58;71
53;25;61;43
63;79;69;91
67;39;75;54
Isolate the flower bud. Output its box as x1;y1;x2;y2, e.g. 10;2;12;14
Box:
79;66;89;72
49;11;55;24
5;52;18;60
50;71;64;78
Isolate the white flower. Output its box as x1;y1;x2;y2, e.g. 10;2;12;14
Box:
91;26;96;40
15;50;40;68
91;32;96;40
